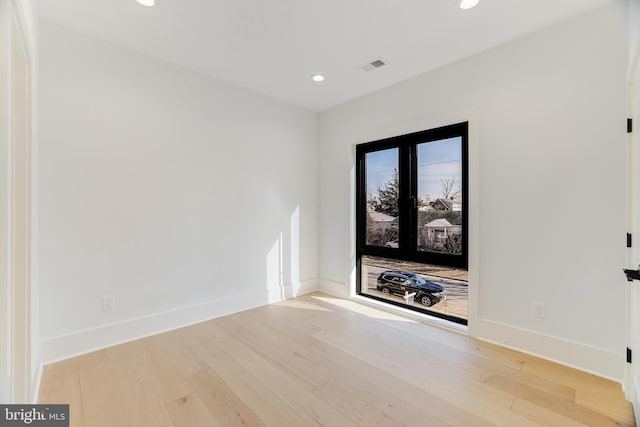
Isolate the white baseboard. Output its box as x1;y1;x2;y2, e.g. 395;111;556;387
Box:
288;279;319;298
473;318;624;382
318;278;350;298
41;279;318;365
267;279;319;302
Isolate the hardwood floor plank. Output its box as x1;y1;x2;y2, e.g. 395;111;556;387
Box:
311;326;516;412
302;293;526;372
521;357;623;394
312;380;405;427
313;343;497;427
139;338;194;405
166;393;222;427
38;372;84;427
151;328;211;378
480;372;575;403
41;358;79;382
243;304;498;426
484;374;630;427
76;350;129;427
295;294;517;380
511;398;598;427
107;341;176;427
187;368;266;427
38;292;635;427
214;316;328;389
204;347;313;427
574;389;636;427
217;337;358;427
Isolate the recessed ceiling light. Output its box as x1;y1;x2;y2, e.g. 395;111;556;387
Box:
312;74;326;83
136;0;155;7
459;0;479;9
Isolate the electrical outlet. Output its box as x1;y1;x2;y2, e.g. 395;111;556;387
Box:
533;302;547;319
101;296;115;312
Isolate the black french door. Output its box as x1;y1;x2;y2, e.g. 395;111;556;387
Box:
356;122;468;322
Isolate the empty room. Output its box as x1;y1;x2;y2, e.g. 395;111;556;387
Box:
2;0;640;425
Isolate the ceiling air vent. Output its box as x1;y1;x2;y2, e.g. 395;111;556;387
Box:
360;58;387;72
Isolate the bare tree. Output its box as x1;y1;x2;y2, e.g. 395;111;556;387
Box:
440;176;461;200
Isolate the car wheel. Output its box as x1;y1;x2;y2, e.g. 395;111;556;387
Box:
381;287;391;296
419;295;434;307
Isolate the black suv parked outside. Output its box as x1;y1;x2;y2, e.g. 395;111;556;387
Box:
376;270;446;307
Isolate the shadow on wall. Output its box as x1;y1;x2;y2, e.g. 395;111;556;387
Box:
266;206;303;302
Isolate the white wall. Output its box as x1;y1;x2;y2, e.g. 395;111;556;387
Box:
319;2;628;380
38;22;318;362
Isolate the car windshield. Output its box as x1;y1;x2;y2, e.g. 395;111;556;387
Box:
411;275;427;285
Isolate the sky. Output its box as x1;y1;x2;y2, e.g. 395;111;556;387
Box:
366;137;462;202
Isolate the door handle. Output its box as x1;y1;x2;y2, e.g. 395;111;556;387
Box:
623;267;640;282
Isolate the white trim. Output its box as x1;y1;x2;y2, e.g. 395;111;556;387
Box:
288;279;318;298
267;279;318;303
318;278;350;298
474;317;624;382
41;280;318;364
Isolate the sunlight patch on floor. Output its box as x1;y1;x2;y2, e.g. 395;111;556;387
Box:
309;294;415;323
273;300;332;311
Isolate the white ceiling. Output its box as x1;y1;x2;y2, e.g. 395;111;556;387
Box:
37;0;614;111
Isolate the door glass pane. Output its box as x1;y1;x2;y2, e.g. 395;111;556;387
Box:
365;148;399;247
417;137;463;255
361;255;468;320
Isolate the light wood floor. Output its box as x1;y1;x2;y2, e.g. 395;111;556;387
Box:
39;292;635;427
